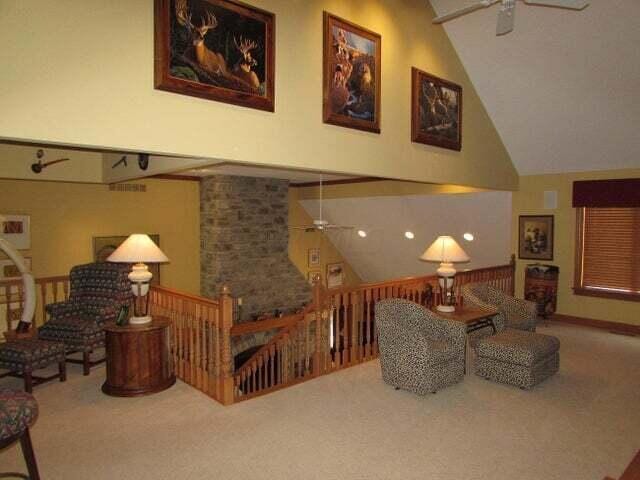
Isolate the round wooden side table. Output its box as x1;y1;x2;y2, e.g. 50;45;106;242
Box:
102;317;175;397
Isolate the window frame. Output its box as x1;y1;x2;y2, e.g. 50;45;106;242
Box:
573;207;640;302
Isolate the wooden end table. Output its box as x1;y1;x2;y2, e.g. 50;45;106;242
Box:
432;306;499;374
102;317;175;397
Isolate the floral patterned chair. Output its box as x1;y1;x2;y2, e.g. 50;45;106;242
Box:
0;388;40;479
375;299;466;395
38;262;132;375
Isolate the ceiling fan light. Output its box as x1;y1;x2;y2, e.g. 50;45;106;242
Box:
357;230;367;238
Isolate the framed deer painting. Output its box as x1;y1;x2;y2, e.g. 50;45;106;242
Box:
323;12;381;134
411;68;462;151
155;0;275;112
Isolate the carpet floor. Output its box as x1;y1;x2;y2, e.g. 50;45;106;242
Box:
1;322;638;480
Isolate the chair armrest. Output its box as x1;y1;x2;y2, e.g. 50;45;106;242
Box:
427;317;467;352
462;291;506;332
501;296;537;331
45;301;81;318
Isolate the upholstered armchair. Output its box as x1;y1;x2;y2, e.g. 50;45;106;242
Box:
461;283;538;334
38;262;132;375
375;299;466;395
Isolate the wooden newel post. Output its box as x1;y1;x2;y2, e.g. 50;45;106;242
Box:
313;280;323;376
510;254;516;296
219;285;235;405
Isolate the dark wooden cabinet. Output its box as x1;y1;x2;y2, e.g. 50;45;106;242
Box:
524;264;559;318
102;318;175;397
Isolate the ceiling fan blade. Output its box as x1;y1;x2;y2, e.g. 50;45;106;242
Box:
523;0;589;9
433;0;500;24
496;3;516;35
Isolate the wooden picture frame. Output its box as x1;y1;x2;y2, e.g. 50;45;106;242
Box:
326;262;344;288
307;270;321;285
0;214;31;250
308;248;320;267
411;67;462;151
155;0;275;112
93;235;162;285
323;12;381;133
518;215;554;261
0;257;32;280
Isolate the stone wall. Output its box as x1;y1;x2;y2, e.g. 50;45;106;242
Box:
200;175;312;322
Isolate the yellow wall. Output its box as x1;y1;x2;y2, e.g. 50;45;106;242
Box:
288;189;361;287
512;168;640;327
0;178;200;294
0;0;517;191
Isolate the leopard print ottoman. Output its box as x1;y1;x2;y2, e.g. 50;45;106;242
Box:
475;328;560;389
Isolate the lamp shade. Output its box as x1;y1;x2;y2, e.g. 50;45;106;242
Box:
107;234;169;264
420;236;470;264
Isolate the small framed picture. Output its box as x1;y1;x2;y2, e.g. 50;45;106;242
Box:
518;215;554;260
308;270;321;285
0;257;32;280
0;214;31;250
326;262;344;288
308;248;320;267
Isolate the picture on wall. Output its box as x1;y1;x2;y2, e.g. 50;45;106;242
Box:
326;262;344;289
307;270;321;285
308;248;320;267
155;0;275;111
323;12;381;133
0;257;32;280
411;67;462;151
93;235;161;285
0;214;31;250
518;215;554;261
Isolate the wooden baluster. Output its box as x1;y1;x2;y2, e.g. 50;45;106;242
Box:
365;288;373;359
269;344;276;388
257;356;263;391
313;281;323;376
334;294;342;368
351;290;360;364
219;286;234;405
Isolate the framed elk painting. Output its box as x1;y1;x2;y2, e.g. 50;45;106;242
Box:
323;12;381;133
411;67;462;151
155;0;275;112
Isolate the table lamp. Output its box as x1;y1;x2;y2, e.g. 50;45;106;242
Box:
420;235;470;312
107;234;169;324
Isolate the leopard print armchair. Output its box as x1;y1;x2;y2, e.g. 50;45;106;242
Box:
375;299;466;395
462;283;538;335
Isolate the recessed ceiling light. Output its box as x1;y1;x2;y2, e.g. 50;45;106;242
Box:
405;231;415;240
357;230;367;238
463;233;474;242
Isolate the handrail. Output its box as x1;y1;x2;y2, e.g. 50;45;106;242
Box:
151;284;219;307
230;311;304;336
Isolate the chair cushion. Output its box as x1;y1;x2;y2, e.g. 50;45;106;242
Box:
39;317;104;342
0;389;38;440
0;339;66;373
477;329;559;367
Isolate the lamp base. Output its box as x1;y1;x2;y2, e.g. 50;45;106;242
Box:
436;304;455;313
129;315;152;325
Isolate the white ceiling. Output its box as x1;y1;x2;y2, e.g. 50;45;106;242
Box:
300;191;512;282
178;163;353;183
429;0;640;175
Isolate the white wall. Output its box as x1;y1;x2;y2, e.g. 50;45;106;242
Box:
300;191;512;282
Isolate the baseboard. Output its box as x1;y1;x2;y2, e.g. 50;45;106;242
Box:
550;314;640;337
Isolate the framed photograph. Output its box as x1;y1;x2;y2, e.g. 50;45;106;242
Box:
0;214;31;250
323;12;381;133
326;262;344;289
93;235;161;285
308;248;320;267
155;0;275;112
518;215;554;261
307;270;321;285
411;67;462;151
0;257;32;280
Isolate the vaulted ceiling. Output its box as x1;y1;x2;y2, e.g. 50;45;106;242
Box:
429;0;640;175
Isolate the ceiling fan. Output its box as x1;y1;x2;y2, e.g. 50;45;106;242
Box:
290;176;353;232
433;0;590;36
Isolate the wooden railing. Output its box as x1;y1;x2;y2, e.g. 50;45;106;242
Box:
0;275;70;335
0;258;515;405
148;285;234;405
232;258;516;402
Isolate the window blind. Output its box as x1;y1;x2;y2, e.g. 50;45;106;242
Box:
579;207;640;294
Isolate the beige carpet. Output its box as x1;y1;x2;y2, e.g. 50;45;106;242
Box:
1;323;638;480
